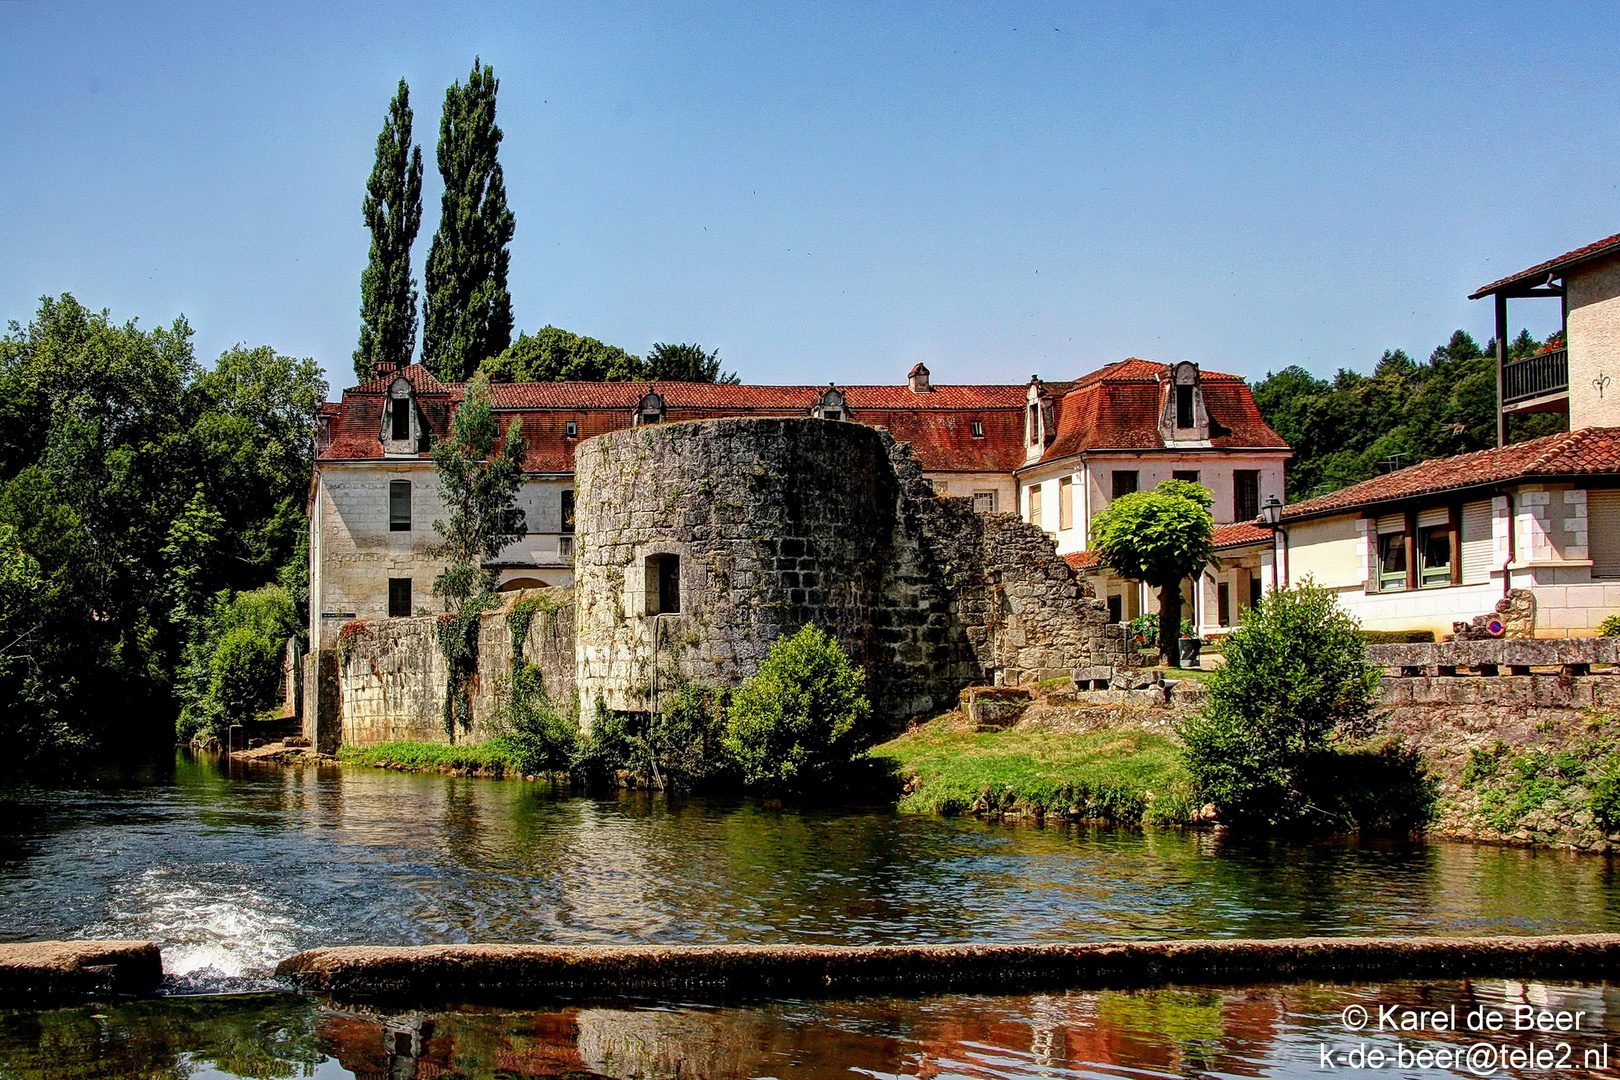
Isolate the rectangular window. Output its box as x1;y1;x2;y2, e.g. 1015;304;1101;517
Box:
390;398;410;441
1029;485;1043;528
1112;471;1138;499
1218;582;1231;626
560;490;575;533
1234;470;1260;521
557;535;574;561
1378;532;1408;591
971;421;984;438
1058;477;1074;530
389;480;411;532
1419;524;1452;587
972;491;997;513
1028;404;1040;445
565;420;578;438
1173;470;1200;484
646;554;681;614
1107;595;1122;623
1249;576;1262;609
1175;385;1195;428
387;578;412;618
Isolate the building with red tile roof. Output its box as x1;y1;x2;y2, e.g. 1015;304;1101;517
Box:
308;357;1287;644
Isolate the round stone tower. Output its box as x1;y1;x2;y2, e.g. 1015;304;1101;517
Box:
573;416;899;715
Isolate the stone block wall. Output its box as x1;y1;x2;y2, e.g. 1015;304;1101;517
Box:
333;588;574;749
572;417;1128;724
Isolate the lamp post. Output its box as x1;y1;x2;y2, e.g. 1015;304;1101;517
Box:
1260;494;1283;594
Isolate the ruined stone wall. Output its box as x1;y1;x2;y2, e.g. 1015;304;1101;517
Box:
334;588;574;749
572;417;1128;723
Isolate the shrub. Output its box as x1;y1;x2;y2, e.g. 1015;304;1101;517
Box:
1592;760;1620;833
176;585;300;739
1177;579;1386;831
1602;615;1620;638
497;662;577;775
723;625;873;793
649;686;734;788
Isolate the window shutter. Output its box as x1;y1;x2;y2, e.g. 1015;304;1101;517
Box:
1376;513;1404;533
1461;500;1494;584
1417;507;1449;528
1590;490;1620;579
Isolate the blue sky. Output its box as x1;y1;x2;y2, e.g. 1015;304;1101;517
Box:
0;1;1612;396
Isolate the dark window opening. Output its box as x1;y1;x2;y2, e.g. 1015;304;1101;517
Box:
388;578;412;618
390;398;410;441
1249;576;1262;610
1379;532;1408;592
971;421;984;438
646;553;681;614
565;420;578;438
1112;470;1138;499
1217;582;1231;627
1107;595;1123;623
1175;385;1195;428
1419;524;1451;587
1173;470;1200;484
823;409;843;421
560;490;575;533
389;480;411;532
1234;470;1260;521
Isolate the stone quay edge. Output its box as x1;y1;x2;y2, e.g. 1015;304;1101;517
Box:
276;935;1620;1002
0;940;163;1002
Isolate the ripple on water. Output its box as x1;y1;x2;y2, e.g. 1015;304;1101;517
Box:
80;863;308;984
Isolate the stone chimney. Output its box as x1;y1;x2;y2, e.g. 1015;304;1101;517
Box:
908;363;932;393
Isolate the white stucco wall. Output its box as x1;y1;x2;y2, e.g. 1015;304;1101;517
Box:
1567;255;1620;429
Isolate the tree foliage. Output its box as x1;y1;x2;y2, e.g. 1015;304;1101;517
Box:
175;585;302;741
0;294;325;762
723;625;874;792
1087;479;1214;666
354;78;424;383
422;59;515;381
1252;328;1566;500
428;371;528;608
645;342;739;383
1178;581;1384;830
480;326;647;383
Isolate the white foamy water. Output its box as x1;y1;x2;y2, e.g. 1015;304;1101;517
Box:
80;864;307;985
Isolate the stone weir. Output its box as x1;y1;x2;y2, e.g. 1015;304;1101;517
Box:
571;416;1128;724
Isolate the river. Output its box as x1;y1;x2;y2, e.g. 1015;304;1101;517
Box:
3;751;1620;1077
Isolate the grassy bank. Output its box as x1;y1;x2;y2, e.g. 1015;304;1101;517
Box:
338;740;523;776
870;718;1198;825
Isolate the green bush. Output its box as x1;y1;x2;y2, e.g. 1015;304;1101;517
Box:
1592;760;1620;833
498;662;577;775
1602;615;1620;638
723;625;873;793
649;686;734;788
1359;629;1437;644
176;585;301;740
1177;579;1388;831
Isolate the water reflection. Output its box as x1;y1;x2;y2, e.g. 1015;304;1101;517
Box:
2;752;1620;982
6;980;1620;1079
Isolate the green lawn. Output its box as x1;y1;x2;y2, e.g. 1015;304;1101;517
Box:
869;719;1196;824
337;739;522;774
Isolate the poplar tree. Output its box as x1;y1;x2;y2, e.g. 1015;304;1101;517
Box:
354;78;424;383
422;59;516;382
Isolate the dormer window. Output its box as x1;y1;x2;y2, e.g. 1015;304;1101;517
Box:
1027;404;1039;445
380;376;425;454
1176;385;1195;429
1159;361;1213;443
635;391;666;426
814;385;848;421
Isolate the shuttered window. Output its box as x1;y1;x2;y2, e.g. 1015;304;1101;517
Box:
1461;500;1494;584
1591;490;1620;579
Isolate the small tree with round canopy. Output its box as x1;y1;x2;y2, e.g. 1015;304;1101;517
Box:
1087;478;1214;667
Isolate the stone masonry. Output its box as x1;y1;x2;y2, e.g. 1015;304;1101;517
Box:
572;416;1128;723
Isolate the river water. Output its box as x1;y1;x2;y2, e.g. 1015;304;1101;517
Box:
4;751;1620;1077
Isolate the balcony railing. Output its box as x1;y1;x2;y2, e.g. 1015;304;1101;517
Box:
1502;348;1568;406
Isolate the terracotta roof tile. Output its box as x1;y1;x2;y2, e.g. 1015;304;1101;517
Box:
1470;231;1620;298
1281;427;1620;520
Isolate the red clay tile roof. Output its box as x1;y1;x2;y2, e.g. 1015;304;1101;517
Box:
1064;521;1272;572
1036;360;1286;462
1470;231;1620;299
1280;427;1620;521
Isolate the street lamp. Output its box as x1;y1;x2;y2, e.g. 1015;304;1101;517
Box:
1260;494;1284;593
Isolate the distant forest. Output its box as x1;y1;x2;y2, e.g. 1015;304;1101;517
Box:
1250;328;1567;501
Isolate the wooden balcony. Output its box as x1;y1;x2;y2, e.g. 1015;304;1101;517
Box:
1502;348;1569;413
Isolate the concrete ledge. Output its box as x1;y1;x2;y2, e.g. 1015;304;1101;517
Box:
276;935;1620;1002
0;940;163;1002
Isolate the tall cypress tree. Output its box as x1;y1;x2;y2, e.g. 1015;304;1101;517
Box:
421;59;516;382
354;78;424;383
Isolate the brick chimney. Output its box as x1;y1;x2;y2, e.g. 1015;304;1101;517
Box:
908;363;932;393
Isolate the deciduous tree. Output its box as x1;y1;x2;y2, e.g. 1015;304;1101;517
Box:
1087;479;1214;667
